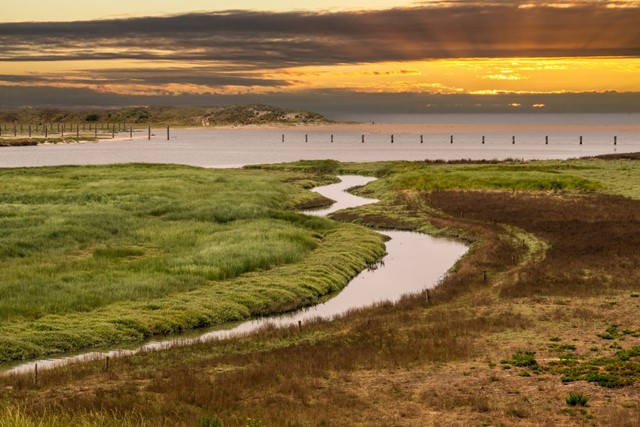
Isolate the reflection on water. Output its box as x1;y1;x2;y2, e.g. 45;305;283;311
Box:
4;175;466;374
0;116;639;169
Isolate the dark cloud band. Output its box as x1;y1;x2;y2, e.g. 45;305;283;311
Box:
0;3;638;65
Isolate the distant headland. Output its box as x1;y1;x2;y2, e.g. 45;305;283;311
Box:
0;104;332;127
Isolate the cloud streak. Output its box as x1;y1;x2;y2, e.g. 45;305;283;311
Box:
0;2;638;66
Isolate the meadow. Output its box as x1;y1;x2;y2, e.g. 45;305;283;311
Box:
0;164;385;362
1;157;640;426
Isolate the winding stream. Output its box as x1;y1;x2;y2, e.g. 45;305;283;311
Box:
4;175;467;375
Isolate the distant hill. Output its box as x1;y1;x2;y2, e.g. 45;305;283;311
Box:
0;105;332;126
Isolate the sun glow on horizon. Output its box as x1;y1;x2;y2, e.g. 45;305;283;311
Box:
2;57;639;98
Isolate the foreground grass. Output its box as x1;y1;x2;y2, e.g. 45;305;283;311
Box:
2;157;640;426
0;164;385;362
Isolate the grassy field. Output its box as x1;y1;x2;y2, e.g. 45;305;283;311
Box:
1;157;640;426
0;164;385;362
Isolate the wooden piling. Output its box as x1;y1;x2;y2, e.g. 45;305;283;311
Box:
391;134;394;144
614;136;617;145
482;135;485;144
420;135;423;144
34;364;38;387
130;126;133;139
305;134;308;143
361;134;365;143
298;320;302;331
450;135;453;144
580;136;583;145
281;134;284;143
512;136;515;145
167;126;170;141
148;126;151;140
330;134;333;143
545;135;549;145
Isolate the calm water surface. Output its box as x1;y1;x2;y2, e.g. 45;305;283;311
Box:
4;176;467;374
0;114;638;168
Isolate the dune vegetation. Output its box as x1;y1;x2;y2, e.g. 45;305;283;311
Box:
1;156;640;426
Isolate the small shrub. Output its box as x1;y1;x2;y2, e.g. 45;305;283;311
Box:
198;416;224;427
510;351;538;367
566;392;589;407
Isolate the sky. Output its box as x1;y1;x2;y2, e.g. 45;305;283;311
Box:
1;0;639;114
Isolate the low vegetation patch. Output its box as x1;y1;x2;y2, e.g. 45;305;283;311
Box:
0;164;385;362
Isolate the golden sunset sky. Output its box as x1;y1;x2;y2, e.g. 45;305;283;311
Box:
1;0;639;112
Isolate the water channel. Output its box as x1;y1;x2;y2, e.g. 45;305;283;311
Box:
4;175;467;375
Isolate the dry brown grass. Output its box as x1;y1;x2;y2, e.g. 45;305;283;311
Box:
2;183;640;426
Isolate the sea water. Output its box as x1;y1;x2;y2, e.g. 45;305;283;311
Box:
0;114;638;168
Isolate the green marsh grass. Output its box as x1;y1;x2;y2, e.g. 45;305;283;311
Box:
0;164;385;362
3;157;640;426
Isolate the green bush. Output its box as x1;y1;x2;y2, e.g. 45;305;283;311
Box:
566;392;589;407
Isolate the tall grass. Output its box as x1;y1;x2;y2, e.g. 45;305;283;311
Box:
0;164;385;362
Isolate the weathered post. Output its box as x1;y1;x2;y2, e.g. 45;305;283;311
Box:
545;135;549;145
130;126;133;139
305;134;308;143
61;126;64;138
105;356;110;372
167;125;170;141
111;125;115;139
420;135;423;144
282;134;284;143
298;320;302;332
28;125;31;138
34;364;39;387
76;125;79;138
614;136;617;146
361;134;365;143
148;126;151;140
450;135;453;144
45;126;48;138
483;271;487;282
330;134;333;143
482;135;485;144
391;134;394;144
13;124;16;137
512;136;515;145
94;127;97;139
580;136;583;145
